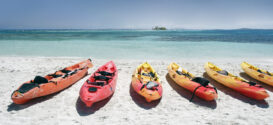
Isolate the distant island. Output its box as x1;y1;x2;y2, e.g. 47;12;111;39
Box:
152;26;167;30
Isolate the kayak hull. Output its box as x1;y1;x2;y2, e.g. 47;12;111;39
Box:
205;62;269;100
168;62;217;101
131;62;162;102
241;62;273;86
80;61;117;107
11;59;93;104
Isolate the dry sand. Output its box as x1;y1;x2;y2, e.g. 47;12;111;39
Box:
0;57;273;125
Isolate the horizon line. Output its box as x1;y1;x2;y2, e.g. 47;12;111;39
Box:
1;28;273;30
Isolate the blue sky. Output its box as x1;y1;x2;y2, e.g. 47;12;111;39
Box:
0;0;273;29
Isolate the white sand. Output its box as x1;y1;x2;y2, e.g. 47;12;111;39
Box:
1;57;273;125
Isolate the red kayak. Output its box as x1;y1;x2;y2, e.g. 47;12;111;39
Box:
80;61;118;107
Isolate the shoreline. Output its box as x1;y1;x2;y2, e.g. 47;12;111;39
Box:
1;56;273;63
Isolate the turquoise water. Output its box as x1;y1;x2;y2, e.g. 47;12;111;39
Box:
0;29;273;59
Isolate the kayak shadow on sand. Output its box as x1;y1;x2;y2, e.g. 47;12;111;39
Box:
239;72;273;93
129;83;161;109
203;72;269;108
165;74;217;109
76;94;113;116
7;89;64;112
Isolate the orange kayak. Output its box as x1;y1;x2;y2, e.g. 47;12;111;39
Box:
168;62;218;101
11;59;93;104
131;62;162;102
80;61;117;107
205;62;269;100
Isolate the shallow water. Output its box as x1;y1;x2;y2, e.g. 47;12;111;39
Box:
0;29;273;59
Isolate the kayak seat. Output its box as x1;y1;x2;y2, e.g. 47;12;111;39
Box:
247;81;257;86
176;70;183;75
176;70;192;79
18;76;48;93
87;80;105;86
190;77;217;102
243;80;263;87
94;75;111;81
63;69;78;78
149;72;156;78
146;81;159;90
18;83;39;93
257;69;263;73
67;69;78;76
142;73;150;77
217;70;229;76
48;73;62;78
60;69;71;74
191;77;209;87
258;69;272;76
33;76;49;84
141;72;156;78
93;75;112;84
97;71;114;76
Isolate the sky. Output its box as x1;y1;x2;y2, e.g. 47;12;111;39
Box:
0;0;273;29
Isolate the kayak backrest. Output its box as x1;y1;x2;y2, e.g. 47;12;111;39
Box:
191;77;209;87
217;70;229;76
87;80;105;86
33;76;48;84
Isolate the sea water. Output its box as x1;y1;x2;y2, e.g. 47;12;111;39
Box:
0;29;273;60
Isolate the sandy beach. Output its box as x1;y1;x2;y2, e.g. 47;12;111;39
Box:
0;57;273;125
1;0;273;124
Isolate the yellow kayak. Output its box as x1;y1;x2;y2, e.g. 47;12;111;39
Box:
204;62;269;100
167;62;218;101
241;62;273;86
131;62;162;102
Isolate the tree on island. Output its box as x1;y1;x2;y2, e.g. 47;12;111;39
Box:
152;26;167;30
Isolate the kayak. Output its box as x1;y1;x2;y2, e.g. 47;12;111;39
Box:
80;61;117;107
11;59;93;104
131;62;162;102
204;62;269;100
167;62;217;101
241;62;273;86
